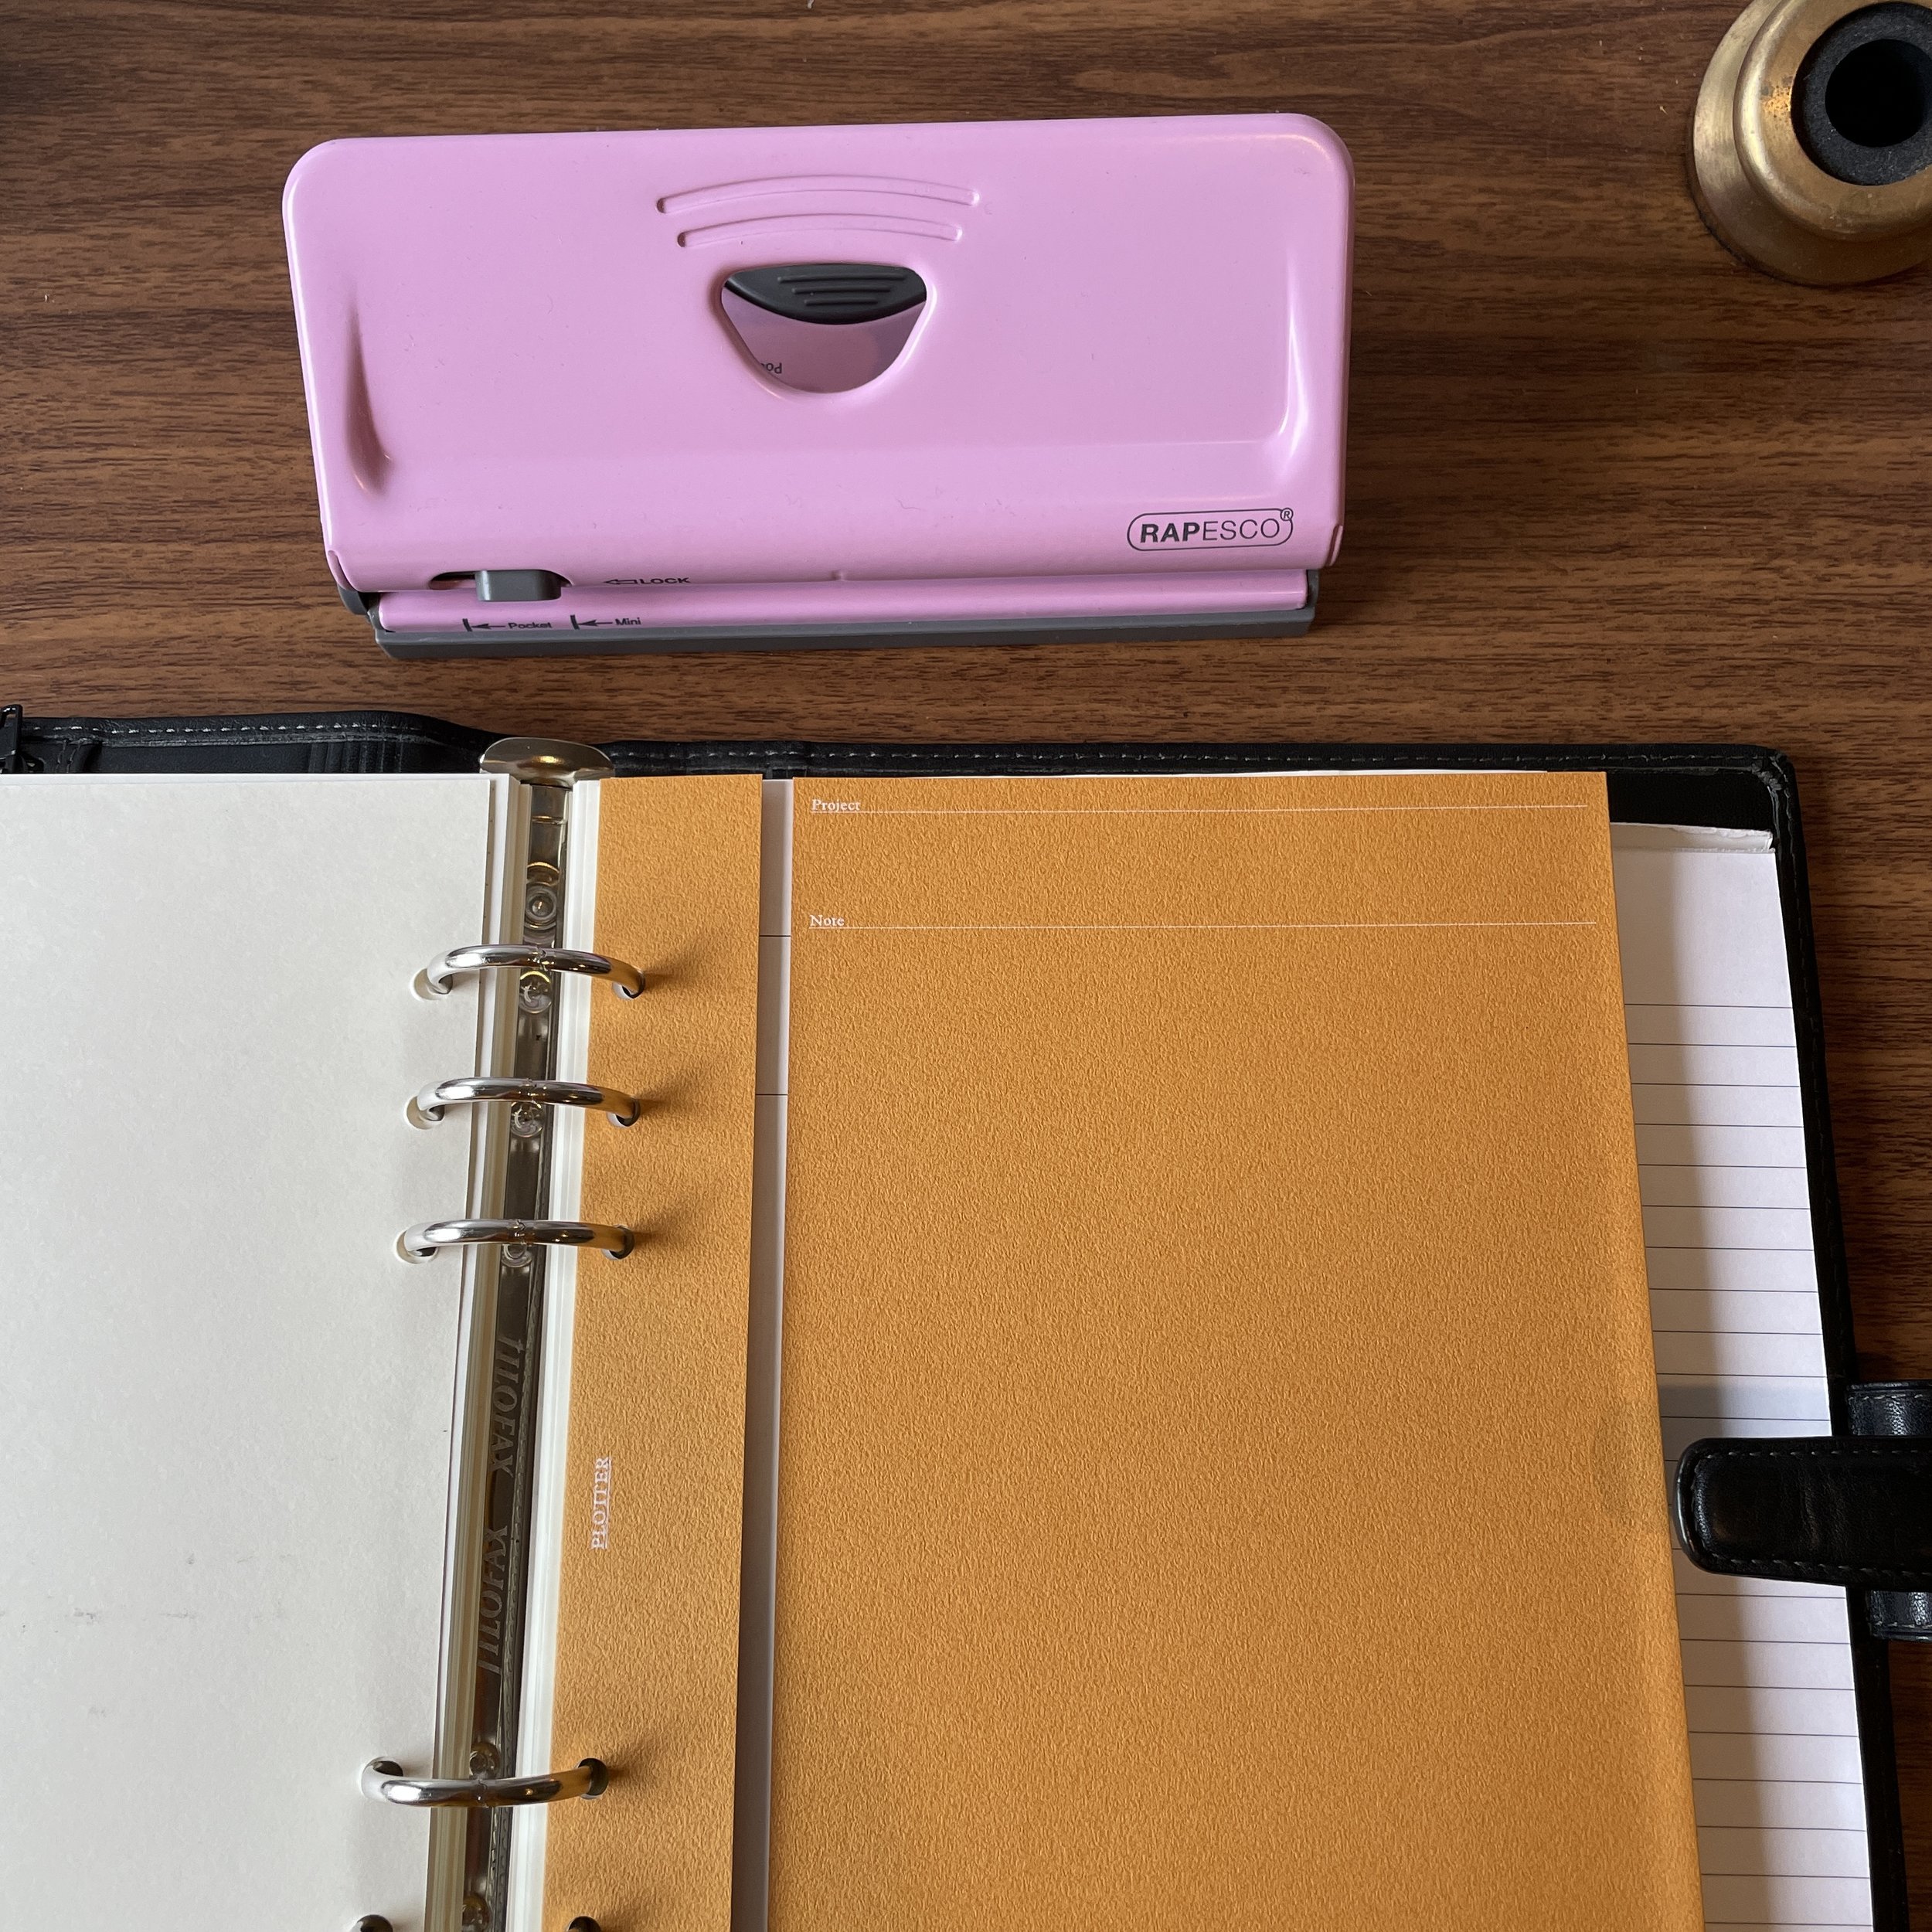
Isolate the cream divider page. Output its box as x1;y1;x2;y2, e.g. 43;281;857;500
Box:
0;774;488;1932
775;771;1702;1932
543;775;764;1932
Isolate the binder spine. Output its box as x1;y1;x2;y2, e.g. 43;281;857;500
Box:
376;740;637;1932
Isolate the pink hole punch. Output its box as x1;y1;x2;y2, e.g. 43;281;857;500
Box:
283;115;1353;658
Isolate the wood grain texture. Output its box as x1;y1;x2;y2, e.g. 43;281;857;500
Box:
5;0;1931;1912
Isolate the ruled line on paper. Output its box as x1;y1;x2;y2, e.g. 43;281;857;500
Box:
803;801;1597;818
1651;1293;1830;1335
1647;1247;1821;1293
1699;1871;1876;1925
818;919;1600;935
1628;1043;1802;1086
1676;1596;1860;1644
1652;1333;1830;1379
1641;1166;1811;1209
1634;1123;1808;1167
1633;1086;1808;1127
1696;1778;1869;1825
1613;831;1873;1930
1628;1010;1798;1048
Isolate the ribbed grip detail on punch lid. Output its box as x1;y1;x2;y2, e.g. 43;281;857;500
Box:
723;262;927;324
1676;1388;1932;1606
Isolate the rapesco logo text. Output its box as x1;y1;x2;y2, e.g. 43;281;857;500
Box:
1128;509;1294;551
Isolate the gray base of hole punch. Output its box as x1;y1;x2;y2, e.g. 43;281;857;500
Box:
352;576;1320;659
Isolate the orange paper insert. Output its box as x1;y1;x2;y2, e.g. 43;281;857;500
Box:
544;775;763;1932
774;770;1700;1931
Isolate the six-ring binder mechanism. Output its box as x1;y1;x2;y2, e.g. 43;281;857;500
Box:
367;738;638;1932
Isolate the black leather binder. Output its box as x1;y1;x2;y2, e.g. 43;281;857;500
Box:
3;703;1921;1931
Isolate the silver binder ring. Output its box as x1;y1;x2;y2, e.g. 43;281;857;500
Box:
419;944;644;1000
400;1218;635;1262
361;1757;609;1808
412;1077;641;1128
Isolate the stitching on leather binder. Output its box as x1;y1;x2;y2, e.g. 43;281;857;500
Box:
84;720;421;741
27;718;470;762
1693;1557;1921;1580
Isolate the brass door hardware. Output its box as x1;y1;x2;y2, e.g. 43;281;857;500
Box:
1693;0;1932;281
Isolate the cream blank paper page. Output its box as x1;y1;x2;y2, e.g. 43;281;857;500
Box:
1614;824;1874;1931
0;774;490;1932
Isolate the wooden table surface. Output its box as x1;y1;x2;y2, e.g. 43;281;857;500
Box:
7;0;1930;1910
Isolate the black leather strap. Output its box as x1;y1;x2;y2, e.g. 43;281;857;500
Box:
1849;1382;1932;1639
1849;1380;1932;1437
1676;1434;1932;1590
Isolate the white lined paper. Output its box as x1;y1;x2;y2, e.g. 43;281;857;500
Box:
1612;828;1869;1930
